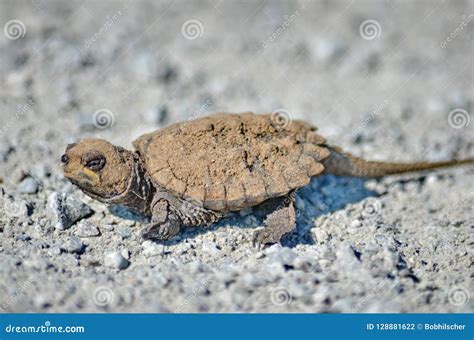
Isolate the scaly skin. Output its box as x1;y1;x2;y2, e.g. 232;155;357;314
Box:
322;146;474;177
61;113;474;246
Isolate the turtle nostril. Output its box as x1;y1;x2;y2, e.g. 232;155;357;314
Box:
61;154;69;164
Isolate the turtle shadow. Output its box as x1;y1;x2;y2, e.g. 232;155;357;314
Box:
284;175;378;247
108;205;150;223
150;175;378;247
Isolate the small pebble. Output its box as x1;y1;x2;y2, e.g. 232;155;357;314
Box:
101;224;114;231
17;177;39;194
121;248;130;260
75;221;100;237
63;236;84;254
312;228;329;244
117;226;132;239
267;247;298;268
104;251;129;269
350;219;362;228
47;192;93;229
0;144;13;162
1;189;32;218
30;164;51;178
202;241;220;255
142;241;165;257
15;234;31;241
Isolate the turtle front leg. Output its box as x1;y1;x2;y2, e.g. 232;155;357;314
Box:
140;189;224;241
253;193;296;247
140;198;182;241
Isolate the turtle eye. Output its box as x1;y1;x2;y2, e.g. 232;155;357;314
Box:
82;152;106;172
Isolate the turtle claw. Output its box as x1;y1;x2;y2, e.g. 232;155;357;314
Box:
140;221;180;241
252;228;279;248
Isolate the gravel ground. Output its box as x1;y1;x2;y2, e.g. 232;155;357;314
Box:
0;0;473;313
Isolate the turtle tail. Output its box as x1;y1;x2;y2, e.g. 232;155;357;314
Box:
322;146;474;177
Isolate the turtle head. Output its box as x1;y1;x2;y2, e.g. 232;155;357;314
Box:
61;138;135;201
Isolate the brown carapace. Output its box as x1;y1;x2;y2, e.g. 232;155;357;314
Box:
62;112;474;246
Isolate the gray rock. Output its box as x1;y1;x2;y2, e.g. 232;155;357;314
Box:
30;164;51;179
101;224;114;231
17;177;39;194
47;192;93;229
104;251;129;270
267;247;298;267
117;226;132;239
202;241;220;255
142;241;165;257
121;248;130;260
0;144;13;162
62;236;84;254
75;221;100;237
1;189;32;218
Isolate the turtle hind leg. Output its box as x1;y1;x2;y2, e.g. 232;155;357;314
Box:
140;217;181;240
252;193;296;247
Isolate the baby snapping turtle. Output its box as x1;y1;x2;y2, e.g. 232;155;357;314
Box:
62;112;474;245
